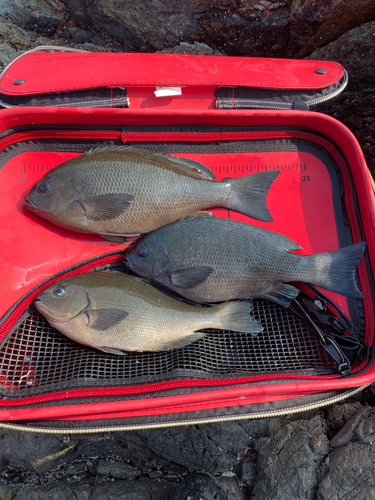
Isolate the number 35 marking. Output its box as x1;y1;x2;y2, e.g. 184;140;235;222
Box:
302;175;310;182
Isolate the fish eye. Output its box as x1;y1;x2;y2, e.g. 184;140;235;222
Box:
38;181;51;193
54;287;66;297
138;248;148;258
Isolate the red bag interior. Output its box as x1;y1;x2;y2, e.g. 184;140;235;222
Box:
0;107;373;423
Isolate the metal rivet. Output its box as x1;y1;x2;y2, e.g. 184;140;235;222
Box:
315;68;327;74
13;79;25;85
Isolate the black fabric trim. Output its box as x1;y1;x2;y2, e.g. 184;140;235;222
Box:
0;87;129;108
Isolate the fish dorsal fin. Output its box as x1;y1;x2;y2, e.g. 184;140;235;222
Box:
83;145;131;156
246;225;303;251
83;146;216;180
164;155;216;179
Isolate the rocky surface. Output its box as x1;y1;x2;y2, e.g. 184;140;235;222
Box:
252;416;330;499
0;0;374;499
308;20;375;86
1;396;375;499
315;85;375;177
288;0;375;58
0;0;373;176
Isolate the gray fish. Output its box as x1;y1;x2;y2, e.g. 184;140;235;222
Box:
23;146;280;243
125;215;366;307
34;272;262;354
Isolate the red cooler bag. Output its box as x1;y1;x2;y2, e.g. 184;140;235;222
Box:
0;48;373;433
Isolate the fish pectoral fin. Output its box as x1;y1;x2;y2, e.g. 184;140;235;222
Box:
86;309;129;330
79;193;134;221
167;266;214;289
94;346;128;355
101;235;134;245
159;331;207;350
260;283;300;308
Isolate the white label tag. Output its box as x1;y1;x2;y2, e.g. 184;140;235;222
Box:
154;87;182;97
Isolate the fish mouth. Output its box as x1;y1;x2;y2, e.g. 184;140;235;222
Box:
124;254;134;270
34;298;69;322
33;298;45;314
24;195;37;211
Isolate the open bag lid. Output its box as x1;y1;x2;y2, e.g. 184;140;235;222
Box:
0;47;347;110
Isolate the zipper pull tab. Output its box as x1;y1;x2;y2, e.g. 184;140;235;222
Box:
321;334;352;376
302;297;327;313
358;345;370;362
291;299;352;376
293;101;309;110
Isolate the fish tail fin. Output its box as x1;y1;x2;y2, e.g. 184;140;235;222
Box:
309;242;366;299
225;170;281;222
215;300;263;336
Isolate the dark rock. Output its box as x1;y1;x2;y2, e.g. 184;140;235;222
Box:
252;415;329;500
25;15;60;35
0;14;115;75
66;461;88;475
235;453;257;489
315;86;375;179
91;35;106;46
0;483;15;500
308;21;375;86
61;0;290;56
70;482;94;500
0;431;78;474
217;476;249;500
326;402;364;432
196;8;290;57
129;420;268;474
130;425;236;472
0;17;47;70
11;0;67;26
70;28;92;45
268;417;282;436
160;41;222;55
238;418;271;441
96;459;139;479
330;405;372;448
317;442;375;500
14;481;78;500
288;0;375;58
354;408;375;444
85;478;176;500
149;470;163;479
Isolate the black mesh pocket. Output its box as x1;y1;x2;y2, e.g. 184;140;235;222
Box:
0;286;339;399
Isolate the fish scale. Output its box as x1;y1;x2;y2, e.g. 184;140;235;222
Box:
34;272;262;353
126;216;365;307
70;154;223;235
24;146;280;238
